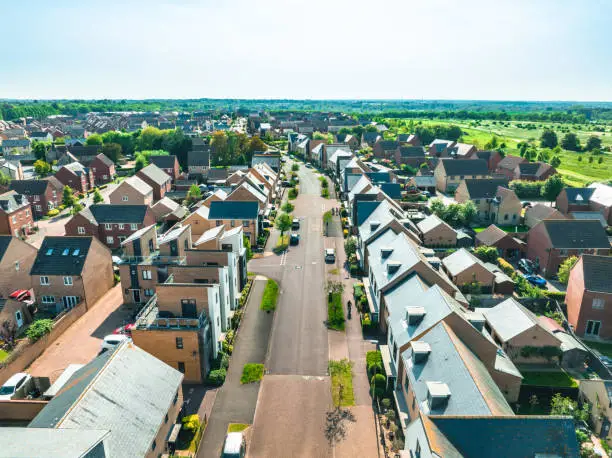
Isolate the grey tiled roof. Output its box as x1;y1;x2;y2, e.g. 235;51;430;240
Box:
540;219;609;249
580;255;612;294
208;201;258;220
439;159;488;176
30;236;94;276
9;179;50;196
149;155;177;169
138;163;171;186
463;179;509;199
87;204;150;224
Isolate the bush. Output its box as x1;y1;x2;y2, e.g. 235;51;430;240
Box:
240;363;264;384
366;350;383;377
328;292;345;331
182;414;200;432
58;205;66;211
497;257;515;276
370;373;386;398
288;188;298;200
343;229;348;238
543;290;566;301
47;209;60;217
321;188;330;198
26;319;54;342
222;341;233;355
510;180;544;199
473;246;498;263
281;202;294;213
261;279;279;311
207;368;227;386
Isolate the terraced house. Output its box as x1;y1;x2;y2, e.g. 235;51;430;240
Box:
434;159;489;193
0;190;33;237
9;178;63;219
454;178;521;225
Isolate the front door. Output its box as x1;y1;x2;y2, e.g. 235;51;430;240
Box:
62;296;78;309
14;310;23;328
601;417;611;438
181;299;197;318
133;240;142;258
586;320;602;336
132;289;141;304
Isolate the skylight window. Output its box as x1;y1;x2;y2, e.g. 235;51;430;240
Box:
73;249;80;256
62;249;69;256
46;249;53;256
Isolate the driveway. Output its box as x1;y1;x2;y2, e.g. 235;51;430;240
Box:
198;276;274;457
27;284;131;382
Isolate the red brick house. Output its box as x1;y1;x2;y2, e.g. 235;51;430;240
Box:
526;220;610;277
88;153;116;185
495;155;527;180
513;162;556;181
8;178;63;219
0;191;34;237
566;255;612;339
136;164;172;201
556;184;612;225
372;140;400;160
472;150;503;172
149;155;180;181
55;162;94;194
65;204;155;249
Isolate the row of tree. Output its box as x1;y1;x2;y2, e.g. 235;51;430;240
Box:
540;129;604;153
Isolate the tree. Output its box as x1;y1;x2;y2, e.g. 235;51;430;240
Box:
185;183;202;205
484;135;499;150
0;170;10;187
585;135;602;152
430;199;445;218
561;132;581;151
281;202;294;213
540;129;558;148
275;212;292;237
474;246;498;263
558;256;578;285
550;156;561;168
100;142;122;163
541;175;564;203
550;393;590;423
71;202;83;215
34;159;52;177
85;133;103;146
460;201;477;226
344;237;357;257
135;155;146;172
31;140;50;160
244;235;253;261
247;136;267;153
93;188;104;204
62;185;75;208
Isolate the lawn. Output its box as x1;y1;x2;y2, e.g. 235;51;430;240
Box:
329;359;355;407
260;279;279;311
584;340;612;359
241;363;264;384
0;349;9;363
473;225;529;233
227;423;249;433
520;370;578;388
327;292;345;331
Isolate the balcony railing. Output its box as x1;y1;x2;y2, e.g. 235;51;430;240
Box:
120;251;186;266
134;293;209;330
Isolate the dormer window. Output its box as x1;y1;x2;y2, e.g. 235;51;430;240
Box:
387;262;401;274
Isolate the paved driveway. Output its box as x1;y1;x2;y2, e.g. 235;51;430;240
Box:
27;284;131;382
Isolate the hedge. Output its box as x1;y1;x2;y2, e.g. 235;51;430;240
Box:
261;279;279;311
366;350;383;377
497;257;515;276
327;292;345;331
207;368;227;386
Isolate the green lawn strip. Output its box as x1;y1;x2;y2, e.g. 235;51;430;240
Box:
520;370;578;388
0;349;9;363
227;423;249;433
584;340;612;359
240;363;264;384
329;359;355;407
327;292;345;331
473;225;528;233
260;279;279;311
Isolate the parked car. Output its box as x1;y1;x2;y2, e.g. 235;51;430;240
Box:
518;258;535;274
113;323;136;336
325;248;336;263
100;334;131;353
292;218;300;230
290;233;300;245
262;219;272;228
305;163;313;168
524;274;547;288
9;290;31;301
0;372;32;400
281;180;291;187
222;432;246;458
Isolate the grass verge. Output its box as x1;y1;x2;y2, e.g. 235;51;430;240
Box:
0;349;9;363
329;359;355;407
327;292;345;331
241;363;264;384
584;340;612;358
272;234;289;254
260;279;279;311
227;423;249;433
521;370;578;388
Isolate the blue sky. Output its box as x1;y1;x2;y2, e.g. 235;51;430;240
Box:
1;0;611;101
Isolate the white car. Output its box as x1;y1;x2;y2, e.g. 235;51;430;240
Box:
0;372;32;400
100;334;131;353
222;432;246;458
325;248;336;263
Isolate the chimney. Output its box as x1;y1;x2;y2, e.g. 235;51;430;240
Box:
406;306;426;325
412;340;431;363
426;381;451;410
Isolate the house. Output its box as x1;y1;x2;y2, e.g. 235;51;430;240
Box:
556;183;612;225
566;255;612;339
524;203;566;228
406;175;436;194
54;162;94;194
455;179;521;225
397;134;420;146
109;175;153;206
187;149;211;177
149;155;180;180
0;191;33;237
0;158;24;180
475;224;525;259
225;179;268;211
417;214;457;247
0;236;38;299
206;168;230;185
207;201;259;245
334;133;359;150
0;138;31;154
428;139;456;157
0;298;33;338
395;146;427;167
28;341;183;458
481;298;561;363
513;161;556;181
66;145;103;165
151;197;186;223
537;315;589;370
372;140;400;160
137;164;172;201
9;178;62;219
65;204;155;249
30;236;113;313
361;131;381;148
88;153;116;185
495;155;527;180
526;220;610;277
251;152;280;172
453;142;477;158
587;183;612;225
434;159;489;193
472;150;503;171
442;248;497;293
29;131;53;142
579;380;612;440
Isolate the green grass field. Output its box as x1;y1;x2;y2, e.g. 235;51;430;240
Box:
329;359;355;407
520;370;578;388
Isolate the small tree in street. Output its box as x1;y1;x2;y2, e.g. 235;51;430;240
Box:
275;212;292;237
323;210;333;235
541;175;564;203
185;183;202;205
62;186;75;208
93;188;104;204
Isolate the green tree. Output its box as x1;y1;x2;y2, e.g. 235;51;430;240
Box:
430;199;445;218
275;212;292;237
136;126;164;151
558;256;578;285
460;201;477;226
585;135;602;152
474;246;498;263
31;140;50;161
550;156;561;168
281;202;294;213
62;185;75;208
33;160;52;177
247;135;267;153
0;170;10;187
541;175;564;203
185;183;202;205
560;132;581;151
550;393;589;423
93;188;104;204
540;129;558;148
135;155;146;172
484;135;499;150
243;235;253;261
100;142;122;163
85;133;103;146
291;163;299;172
344;237;357;257
71;202;83;215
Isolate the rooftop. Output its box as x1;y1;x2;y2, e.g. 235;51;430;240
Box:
31;236;94;276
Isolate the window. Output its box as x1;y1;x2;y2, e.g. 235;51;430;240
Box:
165;413;168;424
40;276;49;285
559;249;568;256
586;320;601;336
11;216;16;224
504;214;509;220
151;440;156;451
35;205;42;212
15;311;22;322
41;295;55;304
177;362;185;373
104;223;112;230
130;224;138;230
103;175;108;179
118;224;124;230
231;220;235;227
142;270;152;280
216;220;221;227
78;226;86;235
34;195;40;202
412;395;416;410
404;373;410;392
63;276;73;286
176;337;184;349
593;298;605;310
122;196;128;202
48;202;54;210
474;199;480;204
243;220;250;227
144;288;154;296
106;236;114;244
14;261;19;271
25;210;29;217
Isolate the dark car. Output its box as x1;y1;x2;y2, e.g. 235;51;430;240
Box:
281;180;292;187
290;233;300;245
524;274;547;288
518;258;535;274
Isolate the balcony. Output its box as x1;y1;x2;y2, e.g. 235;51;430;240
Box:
134;294;209;331
119;250;186;266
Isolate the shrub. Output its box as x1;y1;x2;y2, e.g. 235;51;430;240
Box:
343;229;348;238
497;257;515;276
321;179;328;188
366;350;383;377
370;373;386;398
261;279;279;311
26;319;54;342
182;414;200;432
510;180;544;199
58;205;66;211
288;188;298;200
327;292;345;331
241;363;264;384
543;290;566;301
473;246;498;263
47;209;60;217
222;341;233;355
207;368;227;386
281;202;294;213
321;188;330;198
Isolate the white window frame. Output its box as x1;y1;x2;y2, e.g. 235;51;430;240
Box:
14;261;19;271
118;224;125;230
35;205;42;212
130;223;138;230
104;223;112;230
593;298;605;310
41;295;55;304
63;276;73;286
34;195;40;202
122;196;128;202
142;270;152;280
106;236;114;244
77;226;85;235
40;276;50;285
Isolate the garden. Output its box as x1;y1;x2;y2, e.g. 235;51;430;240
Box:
327;281;345;331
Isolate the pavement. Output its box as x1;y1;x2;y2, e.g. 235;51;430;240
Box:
27;284;131;382
198;276;274;458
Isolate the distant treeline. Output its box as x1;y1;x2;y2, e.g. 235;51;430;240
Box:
2;99;612;122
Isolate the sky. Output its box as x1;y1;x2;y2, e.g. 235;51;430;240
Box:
1;0;611;101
